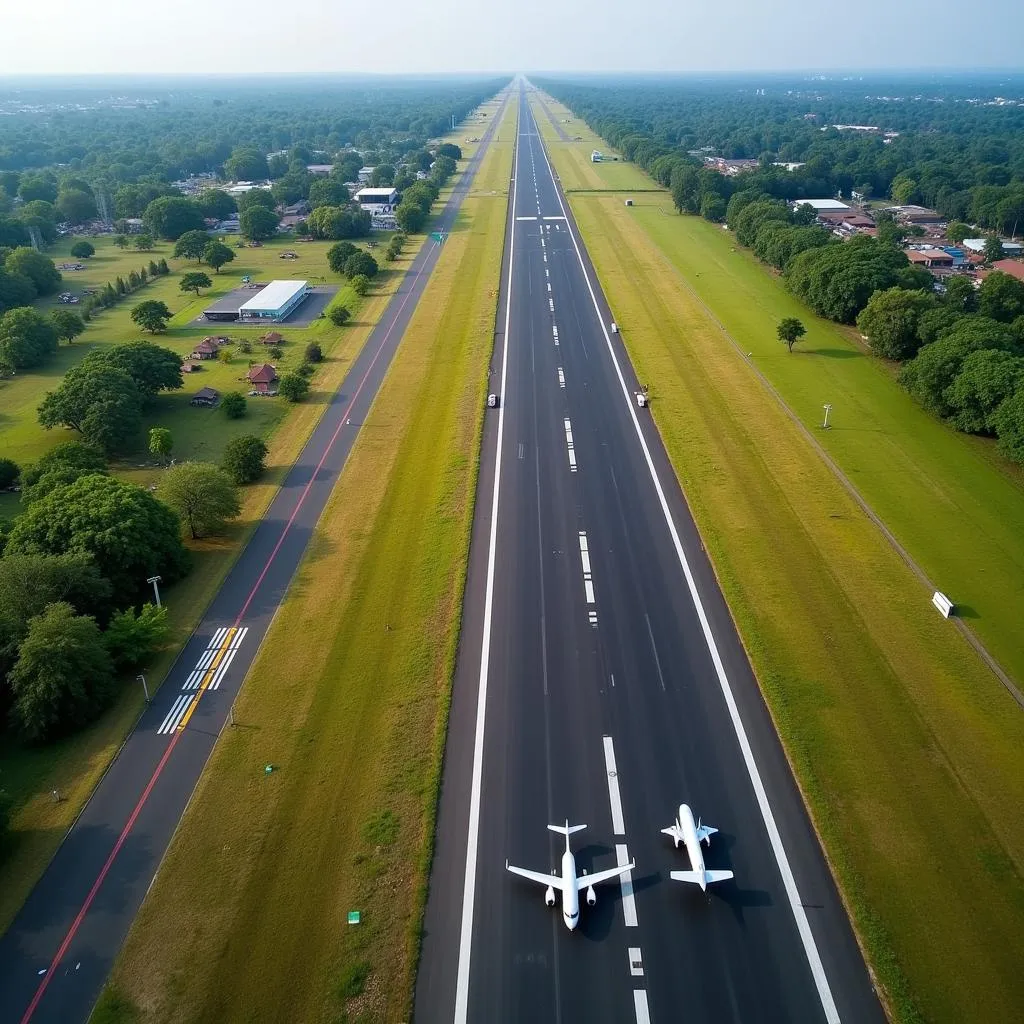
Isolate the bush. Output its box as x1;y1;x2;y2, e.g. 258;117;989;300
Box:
222;434;269;484
328;305;351;327
279;373;310;402
221;391;247;419
350;274;370;297
344;251;378;279
297;362;315;379
104;603;169;671
304;342;323;363
70;240;95;259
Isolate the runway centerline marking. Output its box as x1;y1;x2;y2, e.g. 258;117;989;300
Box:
558;366;565;389
536;105;841;1024
564;417;577;472
629;947;644;977
633;989;651;1024
615;844;638;926
602;735;626;835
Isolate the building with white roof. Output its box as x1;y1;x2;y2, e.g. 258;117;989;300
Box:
355;187;398;211
792;198;851;212
963;238;1024;256
238;280;310;322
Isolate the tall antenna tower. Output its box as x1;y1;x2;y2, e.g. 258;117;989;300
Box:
96;190;112;228
27;225;43;251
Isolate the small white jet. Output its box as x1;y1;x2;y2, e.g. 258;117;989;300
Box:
662;803;734;891
506;822;635;930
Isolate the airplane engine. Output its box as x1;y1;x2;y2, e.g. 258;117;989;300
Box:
544;886;556;907
586;885;596;906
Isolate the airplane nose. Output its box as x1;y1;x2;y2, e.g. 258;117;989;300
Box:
565;915;577;931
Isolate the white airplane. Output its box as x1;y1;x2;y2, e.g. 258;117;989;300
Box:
662;803;734;891
506;821;635;930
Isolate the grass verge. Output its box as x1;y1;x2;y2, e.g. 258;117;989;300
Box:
532;94;1024;1023
91;98;514;1024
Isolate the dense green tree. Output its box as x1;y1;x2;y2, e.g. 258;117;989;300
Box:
159;462;240;539
983;236;1005;263
395;200;426;234
307;205;370;240
69;240;95;259
56;188;98;224
103;603;169;672
0;307;59;372
945;350;1024;433
278;372;310;402
370;164;396;187
946;222;971;244
776;317;806;353
180;271;212;297
7;473;188;599
148;427;173;463
327;241;359;273
173;229;211;262
197;189;236;221
240;206;279;242
993;385;1024;464
856;288;936;362
134;234;155;251
0;265;37;316
143;196;205;240
400;181;438;214
19;441;107;503
344;251;378;279
670;164;701;214
203;240;235;273
220;391;247;419
16;200;59;243
18;173;58;204
943;275;977;313
224;147;269;182
308;178;350;210
50;309;86;344
37;363;142;451
271;170;310;206
5;247;61;295
9;603;115;743
235;189;276;214
222;434;269;484
90;340;183;398
130;299;173;333
349;273;370;296
328;305;351;326
978;271;1024;323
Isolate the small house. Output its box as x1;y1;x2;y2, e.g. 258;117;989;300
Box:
181;361;200;373
190;386;220;407
247;363;279;394
261;331;284;345
190;339;219;360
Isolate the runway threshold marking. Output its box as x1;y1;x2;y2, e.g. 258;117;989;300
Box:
535;113;841;1024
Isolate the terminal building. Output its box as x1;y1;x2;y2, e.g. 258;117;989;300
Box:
355;187;399;211
203;280;310;323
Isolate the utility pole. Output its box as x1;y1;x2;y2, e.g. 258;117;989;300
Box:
137;674;151;702
822;403;832;429
147;575;163;607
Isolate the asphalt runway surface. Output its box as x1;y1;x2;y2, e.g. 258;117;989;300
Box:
0;90;510;1024
414;85;886;1024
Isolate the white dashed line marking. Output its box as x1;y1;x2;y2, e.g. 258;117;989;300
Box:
602;735;626;835
564;418;577;472
548;297;554;312
633;989;651;1023
558;366;565;388
629;947;644;977
616;844;638;926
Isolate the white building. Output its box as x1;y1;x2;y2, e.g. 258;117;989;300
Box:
238;280;310;322
791;198;851;212
355;187;399;212
306;164;333;176
963;238;1024;256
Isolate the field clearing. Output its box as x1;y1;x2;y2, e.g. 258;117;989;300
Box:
93;99;514;1024
0;92;501;937
533;94;1024;1022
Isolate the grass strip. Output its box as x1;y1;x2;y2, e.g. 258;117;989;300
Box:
534;106;1024;1022
92;99;515;1024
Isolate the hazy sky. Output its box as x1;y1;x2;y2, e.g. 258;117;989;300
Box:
4;0;1023;76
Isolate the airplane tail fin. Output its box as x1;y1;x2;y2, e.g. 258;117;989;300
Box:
671;869;733;886
548;822;587;838
704;870;734;884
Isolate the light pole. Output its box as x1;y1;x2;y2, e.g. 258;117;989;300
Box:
147;575;162;608
137;673;150;703
822;403;833;429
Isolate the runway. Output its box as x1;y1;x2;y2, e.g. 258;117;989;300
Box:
414;84;885;1024
0;90;511;1024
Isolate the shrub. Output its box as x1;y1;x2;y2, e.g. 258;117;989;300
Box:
221;391;247;419
304;342;323;363
328;305;351;327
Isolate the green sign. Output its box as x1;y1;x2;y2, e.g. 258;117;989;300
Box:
431;232;447;243
347;911;361;925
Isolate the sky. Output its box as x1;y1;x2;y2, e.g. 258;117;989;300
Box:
3;0;1023;76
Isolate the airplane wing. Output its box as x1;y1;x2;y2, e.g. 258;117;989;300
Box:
506;861;566;890
661;825;682;841
695;824;718;844
576;861;635;890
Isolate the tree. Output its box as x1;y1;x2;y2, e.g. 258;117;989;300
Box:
8;603;115;743
436;143;462;161
304;342;323;363
134;234;155;251
159;462;240;539
50;309;86;344
0;457;19;489
113;234;129;249
19;441;107;503
17;173;58;205
856;288;936;362
173;230;210;262
224;146;269;182
235;189;276;214
221;391;247;419
944;275;977;314
6;473;189;599
203;240;235;273
197;188;236;221
222;434;269;484
240;206;279;242
327;241;359;274
946;222;971;245
180;271;213;297
350;274;370;297
0;307;59;371
56;188;98;224
984;236;1005;263
307;206;370;240
6;247;62;296
143;196;205;241
70;240;95;259
103;603;169;672
978;271;1024;324
670;164;701;214
395;200;426;234
945;350;1024;434
149;427;173;463
38;364;142;452
92;340;183;398
278;372;310;402
308;178;350;210
345;251;378;279
370;164;396;187
994;385;1024;464
328;305;351;327
776;317;806;353
130;300;173;333
17;200;59;243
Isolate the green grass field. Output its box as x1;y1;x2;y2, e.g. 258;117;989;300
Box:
91;98;514;1024
532;93;1024;1023
0;101;497;938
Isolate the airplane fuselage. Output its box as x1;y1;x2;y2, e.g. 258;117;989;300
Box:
561;849;580;930
679;804;709;891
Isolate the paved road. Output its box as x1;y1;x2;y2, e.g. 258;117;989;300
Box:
415;85;885;1024
0;89;510;1024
